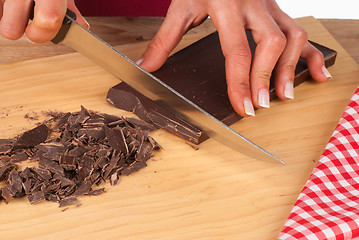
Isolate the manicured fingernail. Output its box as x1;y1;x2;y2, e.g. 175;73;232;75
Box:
84;18;90;29
243;97;255;117
136;58;144;65
284;82;294;99
322;65;332;79
258;88;270;108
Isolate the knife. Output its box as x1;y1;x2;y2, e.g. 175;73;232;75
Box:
30;7;284;164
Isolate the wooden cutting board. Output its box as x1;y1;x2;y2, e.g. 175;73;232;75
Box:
0;17;358;240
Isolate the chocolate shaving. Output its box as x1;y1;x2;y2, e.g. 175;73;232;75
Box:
13;124;49;150
59;196;78;207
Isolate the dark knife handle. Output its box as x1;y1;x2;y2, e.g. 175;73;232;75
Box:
29;1;77;44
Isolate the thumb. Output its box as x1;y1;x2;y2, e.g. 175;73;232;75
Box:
67;0;89;29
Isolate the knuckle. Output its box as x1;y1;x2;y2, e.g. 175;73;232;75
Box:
225;46;252;66
267;32;287;50
35;12;63;30
255;70;272;82
289;27;308;43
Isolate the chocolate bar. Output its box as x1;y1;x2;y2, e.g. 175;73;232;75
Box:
107;31;337;145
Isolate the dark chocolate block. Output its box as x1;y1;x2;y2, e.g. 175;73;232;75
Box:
107;31;337;145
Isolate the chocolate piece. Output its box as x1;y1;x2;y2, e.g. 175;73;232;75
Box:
0;139;14;154
39;157;64;176
10;151;28;163
85;188;105;196
105;126;129;155
0;164;14;181
13;124;49;149
73;179;92;196
28;191;45;204
107;31;337;144
60;155;77;171
59;196;78;207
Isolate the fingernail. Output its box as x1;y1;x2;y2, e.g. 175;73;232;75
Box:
258;88;270;108
136;58;144;65
284;82;294;99
84;18;90;29
322;65;332;79
243;97;255;117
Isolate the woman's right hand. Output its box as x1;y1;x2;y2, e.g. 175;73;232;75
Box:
0;0;88;43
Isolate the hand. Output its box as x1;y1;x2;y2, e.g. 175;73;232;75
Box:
138;0;332;117
0;0;88;43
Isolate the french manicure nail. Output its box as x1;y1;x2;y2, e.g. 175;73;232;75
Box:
258;88;270;108
322;65;332;79
243;97;255;117
284;82;294;99
136;58;144;65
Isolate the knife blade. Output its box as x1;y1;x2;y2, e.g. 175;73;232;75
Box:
35;8;284;164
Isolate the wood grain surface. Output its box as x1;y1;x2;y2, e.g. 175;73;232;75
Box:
0;17;359;239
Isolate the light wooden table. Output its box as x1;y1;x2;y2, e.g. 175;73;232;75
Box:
0;18;358;65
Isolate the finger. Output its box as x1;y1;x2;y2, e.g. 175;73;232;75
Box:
138;1;206;72
25;0;67;43
0;0;4;19
67;0;89;29
0;0;33;40
245;7;287;109
209;3;254;117
301;41;332;82
272;14;308;100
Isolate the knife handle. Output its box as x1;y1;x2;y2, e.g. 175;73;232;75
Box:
29;2;77;44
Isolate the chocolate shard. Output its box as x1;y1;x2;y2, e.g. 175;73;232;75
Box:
59;196;78;207
0;139;14;154
10;151;28;163
13;124;49;149
8;173;23;194
28;191;45;204
59;155;77;171
107;31;337;145
0;163;15;181
36;142;64;160
121;161;147;176
73;178;92;196
105;126;129;155
39;157;64;176
85;188;105;196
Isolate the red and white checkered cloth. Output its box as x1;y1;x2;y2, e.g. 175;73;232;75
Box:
278;87;359;240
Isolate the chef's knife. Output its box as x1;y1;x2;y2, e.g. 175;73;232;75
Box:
30;7;284;164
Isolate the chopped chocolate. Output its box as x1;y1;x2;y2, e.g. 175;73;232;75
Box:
107;32;337;145
86;188;105;196
73;179;92;196
28;191;45;204
105;126;129;155
36;142;64;160
0;164;15;181
0;106;161;207
59;196;78;207
13;124;49;149
10;151;28;163
59;155;77;171
0;139;14;154
39;157;64;176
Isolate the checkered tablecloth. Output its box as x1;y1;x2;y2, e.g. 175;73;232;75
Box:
278;87;359;240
